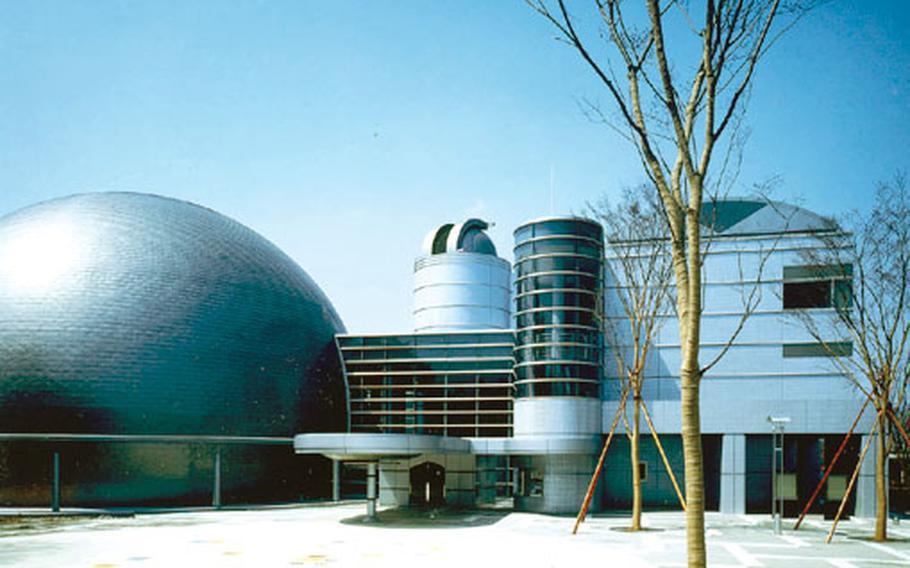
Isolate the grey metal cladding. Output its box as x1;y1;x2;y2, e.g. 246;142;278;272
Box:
0;192;347;437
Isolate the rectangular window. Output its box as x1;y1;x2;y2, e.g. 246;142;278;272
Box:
782;341;853;358
783;280;831;308
638;462;648;483
782;264;852;310
783;265;853;280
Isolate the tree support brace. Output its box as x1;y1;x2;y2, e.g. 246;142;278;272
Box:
572;385;629;535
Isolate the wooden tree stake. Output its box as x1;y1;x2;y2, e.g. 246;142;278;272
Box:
825;411;882;544
641;399;687;511
572;386;629;535
794;397;870;530
887;408;910;448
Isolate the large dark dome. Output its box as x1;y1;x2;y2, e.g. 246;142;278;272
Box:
0;192;346;505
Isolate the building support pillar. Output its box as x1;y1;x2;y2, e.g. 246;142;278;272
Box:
51;451;61;513
332;459;341;502
855;434;881;518
212;447;222;509
366;461;378;521
720;434;746;514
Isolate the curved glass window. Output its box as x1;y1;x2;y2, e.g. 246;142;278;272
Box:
531;220;602;241
515;273;598;294
515;344;601;364
515;382;600;397
517;328;600;345
515;363;600;381
514;224;534;244
516;309;598;328
515;291;598;312
514;238;602;260
513;217;604;400
345;359;514;373
515;256;601;277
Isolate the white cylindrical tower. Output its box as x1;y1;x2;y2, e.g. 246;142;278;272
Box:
413;219;511;332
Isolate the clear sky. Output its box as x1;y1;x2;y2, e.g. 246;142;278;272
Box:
1;1;908;333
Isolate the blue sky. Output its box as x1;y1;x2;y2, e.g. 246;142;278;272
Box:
1;1;908;332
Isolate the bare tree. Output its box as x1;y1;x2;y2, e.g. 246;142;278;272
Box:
595;188;675;530
527;2;813;564
788;174;910;542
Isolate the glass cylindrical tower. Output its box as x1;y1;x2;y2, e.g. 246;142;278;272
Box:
512;217;604;436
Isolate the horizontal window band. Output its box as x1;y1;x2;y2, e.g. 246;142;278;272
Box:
345;370;515;377
350;398;513;403
341;343;515;352
348;383;512;388
343;356;514;365
514;288;598;299
515;306;600;316
607;234;847;254
514;270;598;282
513;359;600;368
515;341;601;349
648;338;850;349
515;382;599;398
607;307;844;320
350;410;514;416
603;370;847;380
517;323;600;330
782;341;853;358
513;378;600;385
338;330;514;339
413;304;511;314
514;251;601;262
413;282;511;292
350;425;513;431
783;264;852;280
513;234;604;248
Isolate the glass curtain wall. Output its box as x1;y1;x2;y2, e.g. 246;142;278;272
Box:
513;218;604;399
338;331;515;437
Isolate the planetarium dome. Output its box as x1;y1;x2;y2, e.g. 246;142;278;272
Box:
0;192;346;506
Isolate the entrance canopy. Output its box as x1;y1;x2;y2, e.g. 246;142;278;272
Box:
293;432;601;461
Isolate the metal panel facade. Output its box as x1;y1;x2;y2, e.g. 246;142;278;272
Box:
0;192;346;505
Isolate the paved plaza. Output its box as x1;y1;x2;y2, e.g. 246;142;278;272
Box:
1;503;910;567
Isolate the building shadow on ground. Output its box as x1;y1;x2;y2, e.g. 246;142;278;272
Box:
340;507;510;529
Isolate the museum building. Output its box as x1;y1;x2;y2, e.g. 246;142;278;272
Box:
0;192;876;517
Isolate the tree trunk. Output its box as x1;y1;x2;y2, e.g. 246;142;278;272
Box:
680;194;706;567
631;394;643;531
681;370;705;566
875;412;888;541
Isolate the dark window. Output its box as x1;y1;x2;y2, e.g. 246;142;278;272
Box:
515;382;599;398
782;342;853;358
833;280;853;309
783;281;831;309
638;462;648;483
782;264;853;310
515;363;600;381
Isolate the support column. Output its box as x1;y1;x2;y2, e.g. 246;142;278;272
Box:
332;459;341;502
366;462;378;520
720;434;746;515
51;451;60;513
855;434;879;518
212;447;222;509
